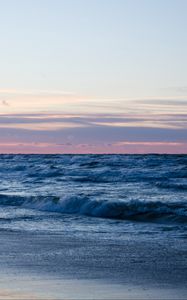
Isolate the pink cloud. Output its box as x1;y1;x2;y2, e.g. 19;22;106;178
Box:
0;141;187;154
0;102;186;153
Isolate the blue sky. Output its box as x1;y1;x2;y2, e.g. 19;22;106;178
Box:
0;0;187;153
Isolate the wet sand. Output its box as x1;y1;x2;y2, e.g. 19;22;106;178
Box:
0;276;187;300
0;230;186;299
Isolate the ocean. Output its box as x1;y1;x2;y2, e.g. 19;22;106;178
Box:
0;154;187;299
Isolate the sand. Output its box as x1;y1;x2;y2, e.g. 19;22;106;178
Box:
0;230;186;299
0;274;187;300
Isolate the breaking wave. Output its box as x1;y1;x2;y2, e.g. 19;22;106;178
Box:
0;194;187;224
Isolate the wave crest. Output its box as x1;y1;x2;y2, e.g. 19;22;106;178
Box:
0;194;187;224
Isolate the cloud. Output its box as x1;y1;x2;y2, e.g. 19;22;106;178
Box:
137;98;187;106
0;112;187;131
162;86;187;94
114;141;184;147
1;100;9;106
0;90;187;116
178;87;187;93
0;102;187;153
0;89;75;96
0;139;187;154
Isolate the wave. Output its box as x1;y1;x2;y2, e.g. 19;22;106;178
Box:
0;194;187;224
155;181;187;191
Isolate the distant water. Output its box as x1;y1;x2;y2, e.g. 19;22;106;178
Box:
0;154;187;238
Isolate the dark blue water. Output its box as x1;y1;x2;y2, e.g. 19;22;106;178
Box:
0;154;186;237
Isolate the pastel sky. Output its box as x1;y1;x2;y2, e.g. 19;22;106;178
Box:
0;0;187;153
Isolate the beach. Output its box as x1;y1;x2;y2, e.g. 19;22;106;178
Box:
0;229;186;299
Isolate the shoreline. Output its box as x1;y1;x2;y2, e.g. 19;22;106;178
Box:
0;229;186;299
0;273;187;300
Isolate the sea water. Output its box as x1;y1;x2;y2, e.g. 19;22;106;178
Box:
0;154;186;236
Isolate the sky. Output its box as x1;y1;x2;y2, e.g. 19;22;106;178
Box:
0;0;187;154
